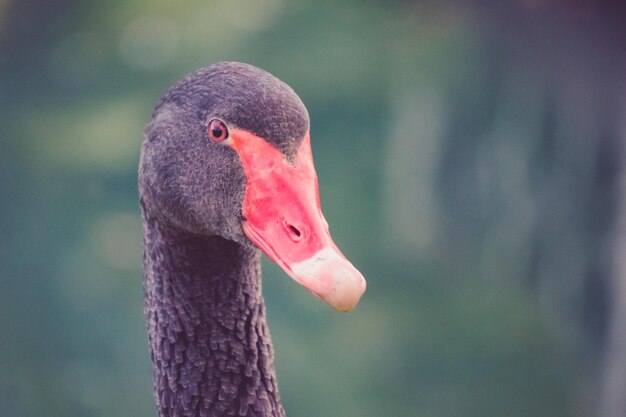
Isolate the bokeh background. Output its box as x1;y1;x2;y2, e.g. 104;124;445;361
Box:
1;1;625;416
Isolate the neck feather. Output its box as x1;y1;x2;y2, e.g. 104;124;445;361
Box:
141;208;285;417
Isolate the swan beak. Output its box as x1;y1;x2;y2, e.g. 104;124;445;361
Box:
229;130;366;312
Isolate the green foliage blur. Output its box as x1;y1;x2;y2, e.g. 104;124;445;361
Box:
1;1;623;416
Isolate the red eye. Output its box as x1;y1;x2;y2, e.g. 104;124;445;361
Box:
207;119;228;142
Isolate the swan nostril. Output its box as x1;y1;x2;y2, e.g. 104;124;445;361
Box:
287;225;302;238
284;222;304;241
289;225;301;237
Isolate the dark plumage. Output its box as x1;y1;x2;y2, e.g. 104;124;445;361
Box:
154;62;309;159
141;62;309;242
139;61;365;417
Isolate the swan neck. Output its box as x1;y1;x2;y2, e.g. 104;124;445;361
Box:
142;208;285;417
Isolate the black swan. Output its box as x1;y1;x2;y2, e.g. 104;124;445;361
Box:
139;62;366;417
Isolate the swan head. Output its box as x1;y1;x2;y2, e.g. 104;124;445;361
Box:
139;62;365;311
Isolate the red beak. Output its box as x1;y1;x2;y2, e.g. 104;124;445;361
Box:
228;129;366;312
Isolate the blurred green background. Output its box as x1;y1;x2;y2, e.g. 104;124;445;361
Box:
1;1;625;416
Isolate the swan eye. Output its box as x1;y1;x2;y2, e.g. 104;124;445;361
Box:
208;119;228;142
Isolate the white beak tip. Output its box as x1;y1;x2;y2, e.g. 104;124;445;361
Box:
290;249;366;312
